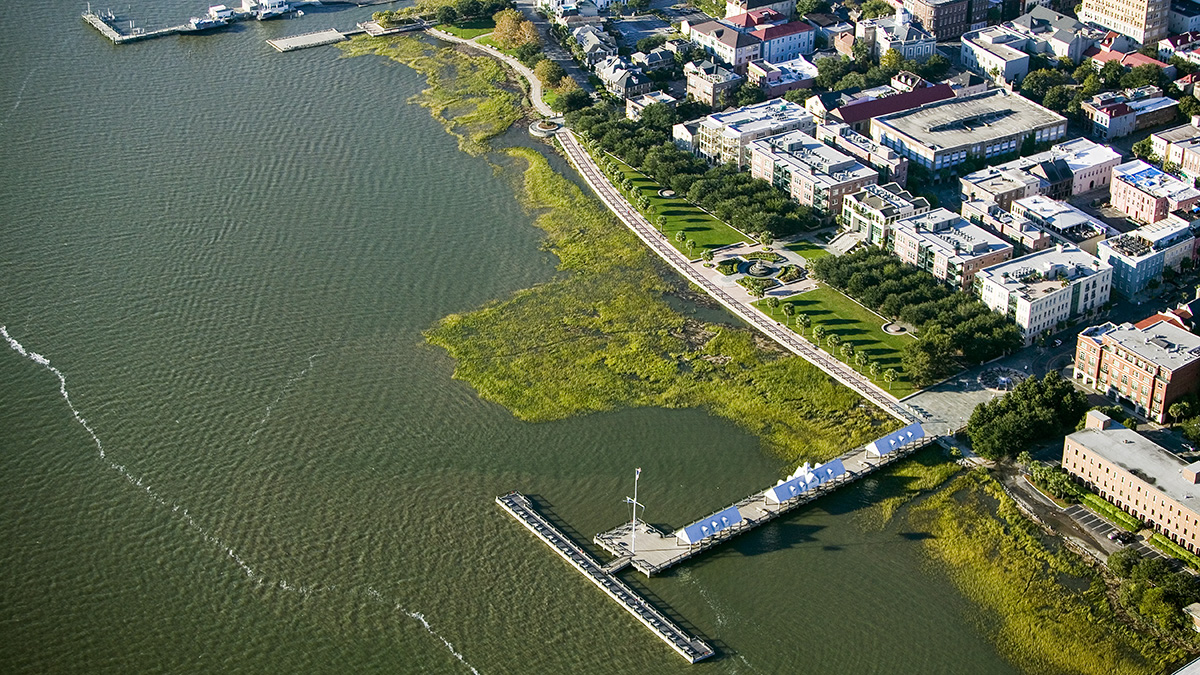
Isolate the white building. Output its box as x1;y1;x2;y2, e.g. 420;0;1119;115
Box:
682;20;762;71
856;8;938;62
1010;195;1112;255
975;244;1113;342
961;26;1031;84
748;130;879;217
696;99;815;167
841;182;931;246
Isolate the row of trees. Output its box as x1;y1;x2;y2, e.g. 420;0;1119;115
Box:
385;0;514;26
810;248;1022;384
814;48;951;93
566;104;822;237
966;372;1089;459
491;8;538;50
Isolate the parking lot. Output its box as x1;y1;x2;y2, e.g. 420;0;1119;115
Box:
1064;504;1170;563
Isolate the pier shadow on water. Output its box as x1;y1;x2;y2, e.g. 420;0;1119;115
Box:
618;571;725;661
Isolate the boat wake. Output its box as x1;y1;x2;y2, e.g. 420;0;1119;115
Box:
249;352;322;445
367;587;483;674
0;324;279;587
3;325;483;672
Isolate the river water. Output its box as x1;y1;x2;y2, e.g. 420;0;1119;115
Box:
0;2;1020;672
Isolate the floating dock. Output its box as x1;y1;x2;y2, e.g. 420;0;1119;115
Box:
594;433;930;576
495;492;714;664
267;28;347;51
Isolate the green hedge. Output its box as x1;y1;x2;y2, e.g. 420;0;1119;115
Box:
1081;493;1141;532
1149;533;1200;571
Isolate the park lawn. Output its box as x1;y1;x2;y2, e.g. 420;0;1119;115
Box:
784;239;830;262
757;284;918;397
542;88;558;109
605;155;749;257
475;35;520;57
440;18;494;39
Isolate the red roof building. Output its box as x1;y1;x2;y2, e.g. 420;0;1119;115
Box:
830;83;955;132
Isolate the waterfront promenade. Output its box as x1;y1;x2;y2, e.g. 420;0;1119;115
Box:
556;130;918;426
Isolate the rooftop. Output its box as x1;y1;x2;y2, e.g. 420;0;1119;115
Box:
1153;122;1200;145
846;182;929;217
1068;425;1200;505
976;245;1110;300
689;20;762;48
1005;5;1086;38
703;98;811;138
894;208;1012;259
965;27;1029;62
872;90;1066;151
1012;195;1108;243
749;130;878;187
1113;160;1200;203
834;84;954;125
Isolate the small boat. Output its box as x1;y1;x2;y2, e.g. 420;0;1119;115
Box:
183;16;230;32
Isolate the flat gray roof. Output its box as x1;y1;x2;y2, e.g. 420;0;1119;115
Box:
1069;426;1200;504
873;90;1066;152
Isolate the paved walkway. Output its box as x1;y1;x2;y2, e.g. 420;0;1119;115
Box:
557;130;918;425
426;28;556;118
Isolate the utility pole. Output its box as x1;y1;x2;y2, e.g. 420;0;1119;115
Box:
624;468;643;555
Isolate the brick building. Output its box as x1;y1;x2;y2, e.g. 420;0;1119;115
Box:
1074;319;1200;421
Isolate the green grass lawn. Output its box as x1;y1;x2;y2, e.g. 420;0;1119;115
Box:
784;240;830;262
440;18;495;39
603;154;749;257
541;88;558;109
755;285;918;397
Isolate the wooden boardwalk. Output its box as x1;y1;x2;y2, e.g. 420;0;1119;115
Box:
82;12;188;43
594;438;929;576
267;29;347;52
495;492;714;664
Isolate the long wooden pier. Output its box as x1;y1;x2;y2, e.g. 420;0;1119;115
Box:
594;437;931;576
495;492;714;664
82;11;189;43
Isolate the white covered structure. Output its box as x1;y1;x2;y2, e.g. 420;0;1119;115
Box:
676;505;743;545
865;422;925;458
763;459;847;504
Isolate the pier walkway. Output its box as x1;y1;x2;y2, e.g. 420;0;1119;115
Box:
83;12;188;43
593;436;928;576
556;130;918;426
495;492;714;664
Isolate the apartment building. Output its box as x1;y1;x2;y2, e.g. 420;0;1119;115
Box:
1079;0;1170;45
1082;90;1180;140
1151;119;1200;182
870;90;1067;174
725;0;796;18
1011;195;1111;255
960;139;1120;209
696;99;814;167
904;0;986;40
683;20;763;71
842;182;931;246
748;130;879;218
1075;321;1200;420
961;26;1031;84
1097;219;1195;296
684;60;744;108
961;197;1053;254
975;244;1112;341
816;122;910;186
889;208;1013;289
1111;160;1200;224
1065;412;1200;553
747;58;818;97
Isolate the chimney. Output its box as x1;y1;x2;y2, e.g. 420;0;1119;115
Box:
1085;410;1113;430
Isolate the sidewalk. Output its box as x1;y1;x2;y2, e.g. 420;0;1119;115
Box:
557;130;919;427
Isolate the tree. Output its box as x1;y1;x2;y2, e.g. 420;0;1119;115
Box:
534;60;567;88
834;72;869;91
796;313;811;333
1080;73;1101;96
1042;85;1071;112
812;324;827;343
685;238;697;255
635;34;667;53
1108;548;1143;579
855;351;869;370
1122;64;1163;89
840;342;854;359
701;249;715;262
1170;401;1192;426
760;233;774;247
1099;60;1125;88
966;372;1089;459
766;296;781;313
436;6;458;24
734;82;767;107
883;368;898;389
1132;137;1155;160
1016;450;1032;470
880;48;904;74
782;302;795;324
783;88;815;104
815;56;854;90
1073;61;1094;84
860;0;893;17
639;102;677;131
826;333;842;349
1020;69;1066;101
869;361;881;380
675;230;686;243
492;8;536;50
1181;95;1200;119
654;215;665;232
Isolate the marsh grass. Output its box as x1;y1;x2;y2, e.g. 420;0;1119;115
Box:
910;470;1182;675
